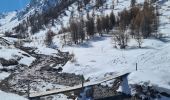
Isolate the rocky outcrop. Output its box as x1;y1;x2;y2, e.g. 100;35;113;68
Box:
0;58;18;66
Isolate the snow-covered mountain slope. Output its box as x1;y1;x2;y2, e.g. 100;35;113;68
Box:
0;0;61;32
18;0;61;18
0;12;20;33
28;0;60;12
0;12;17;26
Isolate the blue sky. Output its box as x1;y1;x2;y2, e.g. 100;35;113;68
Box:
0;0;30;13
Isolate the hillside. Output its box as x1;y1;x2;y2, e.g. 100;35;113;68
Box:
0;0;170;100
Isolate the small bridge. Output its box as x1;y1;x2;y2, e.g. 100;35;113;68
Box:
29;72;130;99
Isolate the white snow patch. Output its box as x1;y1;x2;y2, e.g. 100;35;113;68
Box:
0;91;28;100
0;72;10;81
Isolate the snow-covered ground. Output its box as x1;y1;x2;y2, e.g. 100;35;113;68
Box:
0;90;28;100
23;30;59;56
0;90;70;100
61;35;170;94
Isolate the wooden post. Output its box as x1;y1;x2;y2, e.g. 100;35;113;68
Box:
81;75;84;89
27;80;30;99
136;63;138;71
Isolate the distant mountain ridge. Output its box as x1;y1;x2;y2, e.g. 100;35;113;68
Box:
0;0;61;22
17;0;61;20
0;0;65;32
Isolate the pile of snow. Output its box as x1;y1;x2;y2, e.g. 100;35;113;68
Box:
0;37;35;66
128;70;170;94
0;46;35;66
0;72;10;81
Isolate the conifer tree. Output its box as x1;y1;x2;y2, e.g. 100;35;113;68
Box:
109;11;116;30
96;16;103;36
131;0;136;7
